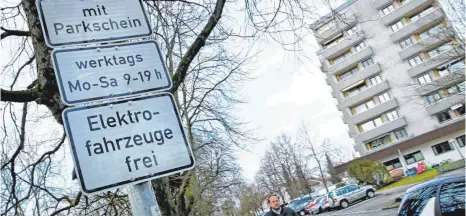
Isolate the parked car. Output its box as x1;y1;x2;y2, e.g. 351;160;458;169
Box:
325;184;376;209
305;196;326;214
288;196;314;215
398;174;465;216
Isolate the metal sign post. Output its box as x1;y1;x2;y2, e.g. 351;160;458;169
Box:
127;181;161;216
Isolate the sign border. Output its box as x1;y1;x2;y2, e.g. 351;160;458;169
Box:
36;0;153;48
51;40;172;106
62;93;195;194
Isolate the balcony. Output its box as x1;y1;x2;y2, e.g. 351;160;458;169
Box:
372;0;394;9
315;13;358;44
398;28;453;60
320;32;365;60
341;80;390;108
415;67;465;95
407;48;464;77
426;94;465;115
389;8;445;42
434;115;465;128
325;47;374;75
348;99;399;124
354;117;408;143
336;63;382;91
362;134;414;155
381;0;434;26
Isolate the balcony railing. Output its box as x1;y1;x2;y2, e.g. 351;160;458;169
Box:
389;8;445;42
354;117;408;143
415;66;465;95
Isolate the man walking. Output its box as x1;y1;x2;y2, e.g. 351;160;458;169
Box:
264;194;299;216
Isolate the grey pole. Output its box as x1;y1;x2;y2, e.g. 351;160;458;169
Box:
449;139;464;159
127;181;161;216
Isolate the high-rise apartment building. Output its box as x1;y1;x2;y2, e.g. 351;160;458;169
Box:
310;0;465;173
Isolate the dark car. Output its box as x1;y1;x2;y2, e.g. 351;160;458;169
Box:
398;174;465;216
288;196;314;215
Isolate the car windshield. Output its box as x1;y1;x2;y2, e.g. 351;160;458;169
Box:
398;186;438;216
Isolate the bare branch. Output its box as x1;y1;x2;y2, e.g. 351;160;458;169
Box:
1;27;30;40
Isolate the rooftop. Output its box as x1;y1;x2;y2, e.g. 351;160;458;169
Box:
310;0;360;30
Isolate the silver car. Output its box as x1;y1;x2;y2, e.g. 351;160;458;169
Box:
326;184;376;209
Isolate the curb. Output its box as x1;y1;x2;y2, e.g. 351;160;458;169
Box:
382;205;399;210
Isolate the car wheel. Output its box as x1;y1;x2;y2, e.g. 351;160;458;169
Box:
299;210;305;215
367;190;375;198
340;200;349;209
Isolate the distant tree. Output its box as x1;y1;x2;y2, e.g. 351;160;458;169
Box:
326;152;342;184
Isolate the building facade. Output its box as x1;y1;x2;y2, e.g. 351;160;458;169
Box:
310;0;465;173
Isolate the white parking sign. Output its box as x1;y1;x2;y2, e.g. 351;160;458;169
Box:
63;93;195;194
36;0;153;47
51;40;172;105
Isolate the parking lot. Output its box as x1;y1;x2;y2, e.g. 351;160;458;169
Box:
316;168;465;216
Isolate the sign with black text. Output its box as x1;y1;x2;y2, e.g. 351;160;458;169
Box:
36;0;152;47
62;93;195;194
52;40;171;105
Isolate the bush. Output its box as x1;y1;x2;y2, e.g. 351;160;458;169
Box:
335;182;346;188
347;160;391;185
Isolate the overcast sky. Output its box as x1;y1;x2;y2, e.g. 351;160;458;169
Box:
234;37;356;181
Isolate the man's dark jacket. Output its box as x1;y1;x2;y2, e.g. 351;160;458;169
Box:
263;207;299;216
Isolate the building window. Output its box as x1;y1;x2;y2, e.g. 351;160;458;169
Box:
404;151;424;164
354;42;366;52
383;158;402;170
428;42;454;58
378;92;391;103
400;37;415;49
331;51;351;65
346;25;359;36
419;24;443;40
450;59;465;71
436;110;452;123
452;103;465;116
386;110;399;121
345;81;368;97
352;100;376;115
338;67;360;81
391;21;404;32
456;135;465;147
417;73;432;85
394;128;408;139
367;134;391;149
323;34;344;50
382;4;396;15
316;19;336;34
432;141;454;155
409;13;421;22
426;90;446;104
359;117;383;132
361;58;374;68
369;75;383;86
457;82;465;92
419;6;434;17
409;55;423;67
410;6;434;22
438;66;450;77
